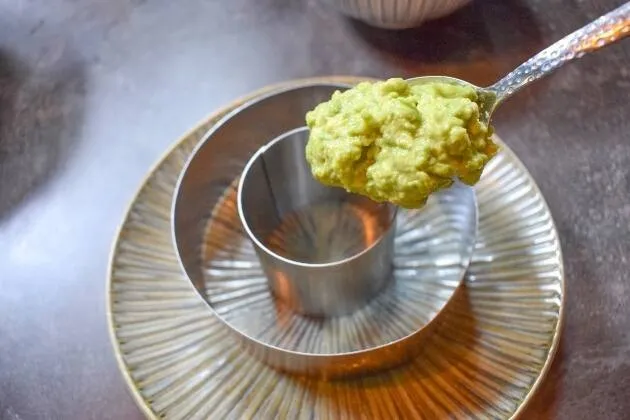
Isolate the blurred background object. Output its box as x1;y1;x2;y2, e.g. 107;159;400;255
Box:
320;0;470;29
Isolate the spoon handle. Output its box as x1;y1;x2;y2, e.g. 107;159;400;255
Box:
490;2;630;103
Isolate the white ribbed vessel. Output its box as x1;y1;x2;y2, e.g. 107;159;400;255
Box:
321;0;470;29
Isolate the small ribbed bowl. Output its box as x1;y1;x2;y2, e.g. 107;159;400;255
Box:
172;81;479;378
320;0;471;29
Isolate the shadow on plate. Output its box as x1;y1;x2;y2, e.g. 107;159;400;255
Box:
282;285;477;416
286;268;561;417
0;47;87;222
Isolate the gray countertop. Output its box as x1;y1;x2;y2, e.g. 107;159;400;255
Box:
1;0;629;418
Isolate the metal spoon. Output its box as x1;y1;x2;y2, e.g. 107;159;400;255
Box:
407;2;630;124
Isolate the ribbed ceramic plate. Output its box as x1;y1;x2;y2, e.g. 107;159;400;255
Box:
107;77;564;419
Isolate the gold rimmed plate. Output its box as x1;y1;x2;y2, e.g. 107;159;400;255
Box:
107;77;564;419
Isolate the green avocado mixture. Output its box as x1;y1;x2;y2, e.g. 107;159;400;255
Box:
305;78;498;208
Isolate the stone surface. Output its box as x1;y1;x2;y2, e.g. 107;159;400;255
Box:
0;0;628;418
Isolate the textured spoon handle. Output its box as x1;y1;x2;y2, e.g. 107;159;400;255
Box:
490;2;630;102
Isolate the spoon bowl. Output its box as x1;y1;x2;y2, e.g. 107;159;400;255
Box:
406;76;498;124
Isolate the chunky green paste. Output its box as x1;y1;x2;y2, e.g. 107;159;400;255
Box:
305;78;498;208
